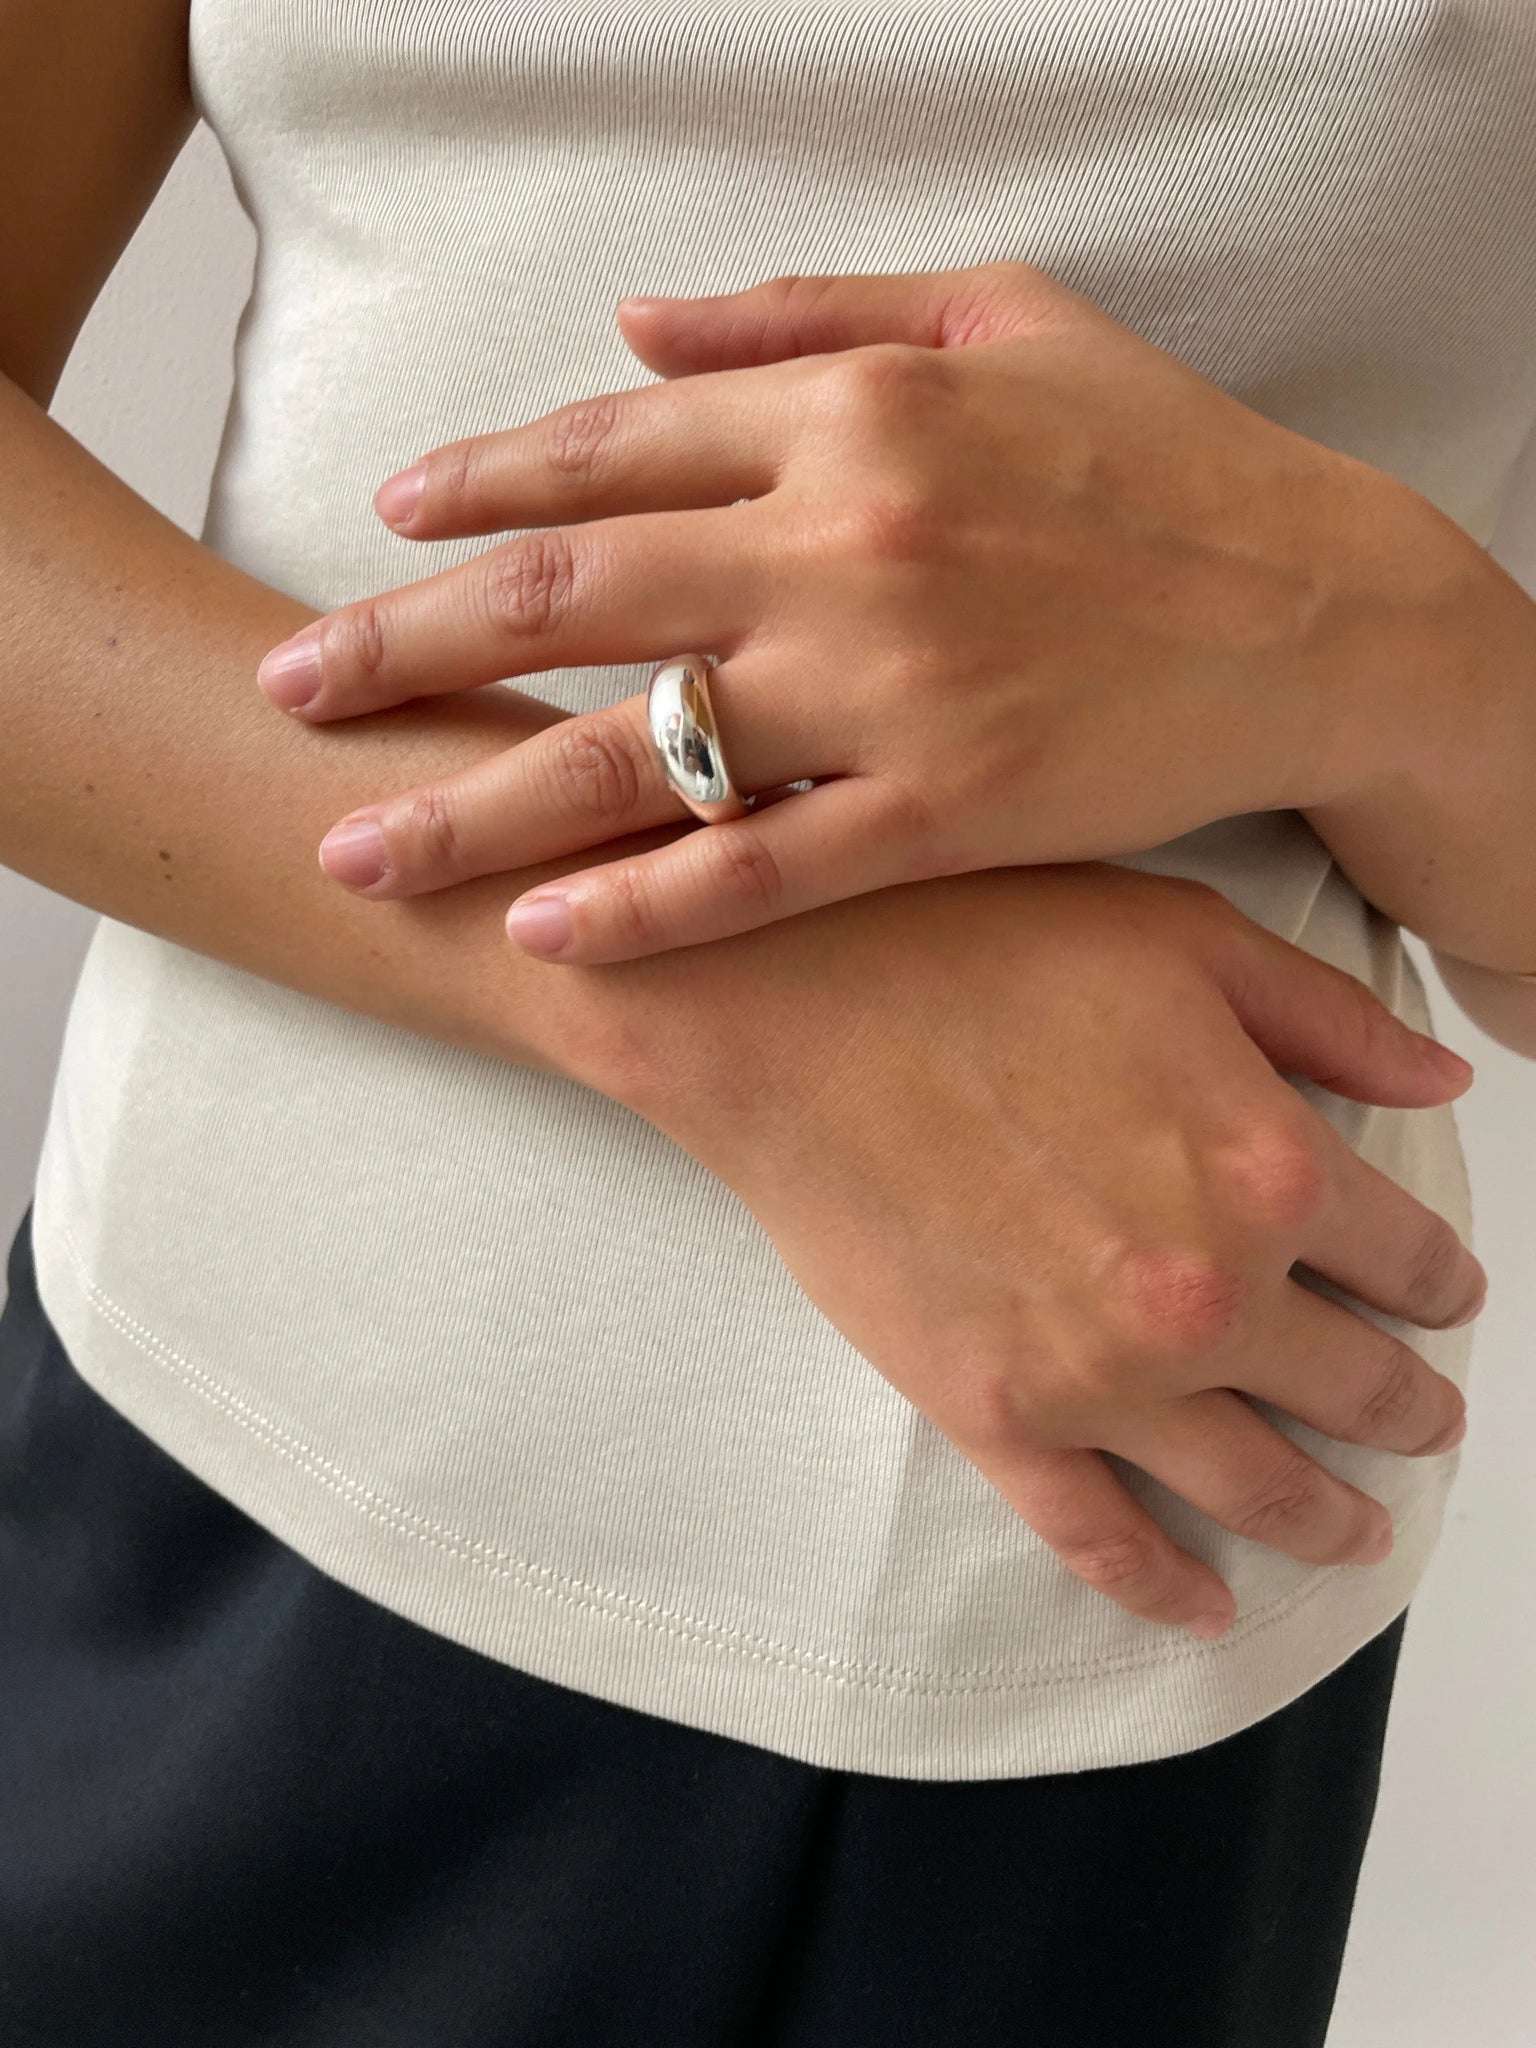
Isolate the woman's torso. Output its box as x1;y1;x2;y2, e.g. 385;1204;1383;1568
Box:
30;0;1535;1774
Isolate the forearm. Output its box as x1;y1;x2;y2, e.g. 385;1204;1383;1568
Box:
1425;952;1536;1057
1301;474;1536;983
0;370;672;1085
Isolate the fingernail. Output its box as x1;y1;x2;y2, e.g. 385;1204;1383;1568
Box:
1354;1518;1395;1567
1421;1412;1468;1456
257;631;322;711
375;465;426;527
1187;1612;1233;1641
318;818;388;891
617;295;672;318
506;891;574;957
1420;1037;1473;1083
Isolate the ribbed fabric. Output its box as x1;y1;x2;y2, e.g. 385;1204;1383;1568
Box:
30;0;1536;1776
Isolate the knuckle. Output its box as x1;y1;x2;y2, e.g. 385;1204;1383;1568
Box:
975;257;1037;296
1057;1526;1160;1598
543;389;624;490
941;1366;1029;1457
331;599;389;682
769;272;843;324
1232;1449;1324;1547
701;822;783;913
1399;1213;1475;1327
549;720;646;823
1351;1337;1425;1440
601;859;661;950
432;437;479;512
481;531;578;641
1115;1246;1245;1358
832;340;955;424
1217;1120;1326;1231
940;261;1045;345
398;780;463;873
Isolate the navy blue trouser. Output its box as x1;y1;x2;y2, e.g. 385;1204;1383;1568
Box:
0;1205;1404;2047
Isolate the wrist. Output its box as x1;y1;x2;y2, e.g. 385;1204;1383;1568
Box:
1292;461;1509;806
514;937;757;1145
1336;479;1532;796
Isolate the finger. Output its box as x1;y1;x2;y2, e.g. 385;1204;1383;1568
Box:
1300;1114;1486;1332
255;508;761;721
318;676;838;899
505;778;927;961
614;262;1044;377
318;702;678;898
1208;910;1475;1109
1125;1390;1394;1568
969;1439;1236;1637
1235;1281;1466;1458
376;364;795;540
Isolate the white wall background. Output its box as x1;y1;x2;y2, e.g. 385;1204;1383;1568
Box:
1;129;1532;2046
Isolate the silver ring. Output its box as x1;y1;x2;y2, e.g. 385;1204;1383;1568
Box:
646;653;752;825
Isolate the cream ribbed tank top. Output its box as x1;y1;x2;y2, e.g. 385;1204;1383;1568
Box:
31;0;1536;1776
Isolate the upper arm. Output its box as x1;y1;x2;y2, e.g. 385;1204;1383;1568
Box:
0;0;195;402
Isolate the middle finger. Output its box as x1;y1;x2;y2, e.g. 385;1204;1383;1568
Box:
256;506;766;721
1297;1115;1485;1332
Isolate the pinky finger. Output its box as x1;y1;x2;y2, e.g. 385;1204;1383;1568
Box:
979;1440;1237;1637
505;776;928;963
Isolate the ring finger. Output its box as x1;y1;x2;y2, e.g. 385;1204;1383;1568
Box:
1120;1388;1395;1568
315;653;848;899
1233;1279;1465;1458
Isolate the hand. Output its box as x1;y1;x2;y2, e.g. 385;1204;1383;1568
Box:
567;863;1481;1635
258;261;1446;962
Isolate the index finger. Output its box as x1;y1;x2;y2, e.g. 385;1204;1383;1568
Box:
375;360;803;539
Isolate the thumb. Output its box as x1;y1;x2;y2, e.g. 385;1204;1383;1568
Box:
614;261;1043;377
1213;918;1474;1109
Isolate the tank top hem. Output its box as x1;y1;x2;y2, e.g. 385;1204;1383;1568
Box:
30;1192;1452;1781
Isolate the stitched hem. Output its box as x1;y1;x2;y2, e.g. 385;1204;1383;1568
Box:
33;1210;1454;1779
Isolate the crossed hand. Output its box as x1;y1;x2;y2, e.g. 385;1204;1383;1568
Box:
255;262;1482;1638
